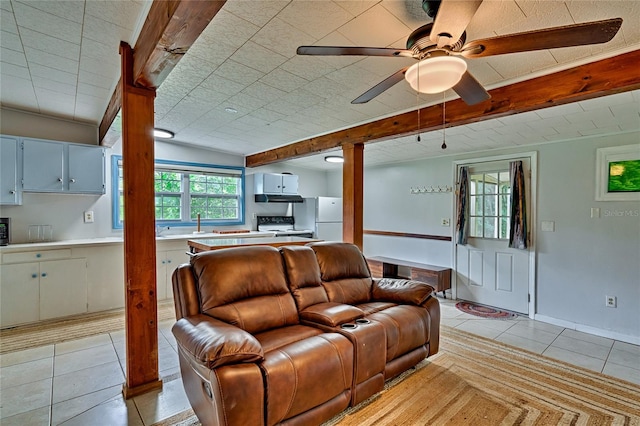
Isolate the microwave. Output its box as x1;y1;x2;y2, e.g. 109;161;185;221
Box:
0;218;9;245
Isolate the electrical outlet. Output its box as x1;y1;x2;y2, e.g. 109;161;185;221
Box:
605;295;617;308
84;211;94;223
441;218;450;226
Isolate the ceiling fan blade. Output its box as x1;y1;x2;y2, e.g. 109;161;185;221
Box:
430;0;483;48
461;18;623;58
297;46;414;58
452;71;490;105
352;67;410;104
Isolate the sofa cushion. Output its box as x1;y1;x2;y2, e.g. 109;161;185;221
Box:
300;302;364;327
191;246;299;334
280;246;328;310
366;305;431;362
254;324;323;353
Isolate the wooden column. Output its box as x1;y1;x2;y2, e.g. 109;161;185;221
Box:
342;143;364;249
120;42;162;399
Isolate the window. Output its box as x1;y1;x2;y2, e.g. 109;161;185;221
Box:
469;170;510;239
112;156;244;228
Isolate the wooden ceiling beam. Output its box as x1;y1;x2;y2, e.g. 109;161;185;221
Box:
99;0;226;146
245;49;640;168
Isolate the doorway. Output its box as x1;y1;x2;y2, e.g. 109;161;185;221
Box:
453;153;537;316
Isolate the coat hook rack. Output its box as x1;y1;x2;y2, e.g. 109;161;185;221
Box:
409;185;452;194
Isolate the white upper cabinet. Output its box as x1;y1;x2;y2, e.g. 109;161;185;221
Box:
21;138;105;194
0;136;22;205
254;173;299;195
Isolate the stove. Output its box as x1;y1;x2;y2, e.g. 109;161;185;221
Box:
257;215;314;238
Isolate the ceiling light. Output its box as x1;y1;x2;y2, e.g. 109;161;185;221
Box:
224;107;238;113
405;56;467;94
324;156;344;163
153;128;174;139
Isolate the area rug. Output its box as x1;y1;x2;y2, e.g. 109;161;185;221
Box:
156;327;640;426
456;301;519;319
0;301;176;354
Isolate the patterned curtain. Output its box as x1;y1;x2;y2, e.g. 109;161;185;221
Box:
456;166;469;245
509;160;528;249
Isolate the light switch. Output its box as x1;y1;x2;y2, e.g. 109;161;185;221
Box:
590;208;600;218
541;221;555;232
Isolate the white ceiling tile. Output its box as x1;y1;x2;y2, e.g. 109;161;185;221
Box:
334;0;378;17
199;74;246;97
579;92;637;111
0;61;29;79
35;87;75;111
380;0;431;30
230;40;288;74
77;83;110;99
78;69;113;90
259;68;309;93
358;55;415;79
15;0;84;23
3;45;27;67
536;103;584;119
186;86;229;107
609;103;640;121
1;30;22;52
248;108;287;123
213;60;265;86
202;9;261;50
241;81;287;103
13;1;82;44
81;14;132;46
310;31;365;69
80;38;119;61
0;74;37;108
253;17;317;59
74;101;104;122
85;0;143;30
187;38;236;70
223;0;289;28
564;107;614;125
79;55;117;79
486;50;558;80
1;1;13;12
337;4;411;47
278;1;354;39
0;7;18;34
32;76;76;96
30;64;76;85
304;76;351;100
618;120;640;132
225;92;270;113
280;55;338;81
19;27;80;61
24;46;78;73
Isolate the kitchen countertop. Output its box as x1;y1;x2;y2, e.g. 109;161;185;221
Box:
188;236;321;253
0;231;275;252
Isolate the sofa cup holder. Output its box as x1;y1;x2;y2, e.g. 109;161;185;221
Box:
355;318;371;325
340;323;358;330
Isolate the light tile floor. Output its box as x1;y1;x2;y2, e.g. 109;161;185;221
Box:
1;298;639;425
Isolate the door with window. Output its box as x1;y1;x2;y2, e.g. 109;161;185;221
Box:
455;157;533;314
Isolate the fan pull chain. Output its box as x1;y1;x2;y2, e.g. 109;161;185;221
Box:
441;91;447;150
416;62;421;142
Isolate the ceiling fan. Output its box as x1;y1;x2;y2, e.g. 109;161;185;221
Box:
296;0;622;106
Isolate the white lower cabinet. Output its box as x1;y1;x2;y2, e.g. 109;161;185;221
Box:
83;245;124;313
1;257;87;327
157;249;190;301
39;258;87;320
1;263;40;327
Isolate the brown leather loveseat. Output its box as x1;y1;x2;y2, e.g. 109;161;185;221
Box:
172;242;441;426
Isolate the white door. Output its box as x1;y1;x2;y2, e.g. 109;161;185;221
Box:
455;158;533;314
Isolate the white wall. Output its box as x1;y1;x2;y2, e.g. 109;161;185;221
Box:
340;131;640;342
0;108;97;145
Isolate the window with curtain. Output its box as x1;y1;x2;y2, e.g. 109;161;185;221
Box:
112;156;244;228
469;170;511;239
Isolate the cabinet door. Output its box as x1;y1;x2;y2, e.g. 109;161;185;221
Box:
68;144;105;194
0;137;21;205
156;254;168;301
281;174;298;195
39;258;87;320
85;246;124;312
164;250;190;299
23;139;65;192
1;263;40;327
263;173;283;193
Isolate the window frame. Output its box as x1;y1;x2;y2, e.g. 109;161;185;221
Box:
468;169;511;240
111;156;245;229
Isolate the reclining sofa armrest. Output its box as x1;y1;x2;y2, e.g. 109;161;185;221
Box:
372;278;434;306
172;314;264;369
300;302;365;327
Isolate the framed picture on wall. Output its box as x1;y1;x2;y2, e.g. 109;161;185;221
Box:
595;144;640;201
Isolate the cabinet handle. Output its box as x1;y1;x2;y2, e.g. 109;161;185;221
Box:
41;273;47;277
32;273;37;278
70;178;76;183
36;253;41;258
9;190;16;194
167;260;172;263
58;177;63;182
162;260;166;264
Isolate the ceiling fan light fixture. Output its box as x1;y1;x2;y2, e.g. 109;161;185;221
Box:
405;56;467;94
153;128;174;139
324;155;344;163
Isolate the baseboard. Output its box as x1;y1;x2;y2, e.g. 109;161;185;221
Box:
534;314;640;346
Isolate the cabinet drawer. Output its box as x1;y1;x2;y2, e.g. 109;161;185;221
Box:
2;249;72;264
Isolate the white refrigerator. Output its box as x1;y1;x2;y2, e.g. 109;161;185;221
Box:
293;197;343;241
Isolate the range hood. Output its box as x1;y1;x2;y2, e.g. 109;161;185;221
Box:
255;194;304;203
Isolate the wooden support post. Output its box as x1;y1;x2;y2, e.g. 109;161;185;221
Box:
120;42;162;399
342;143;364;249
